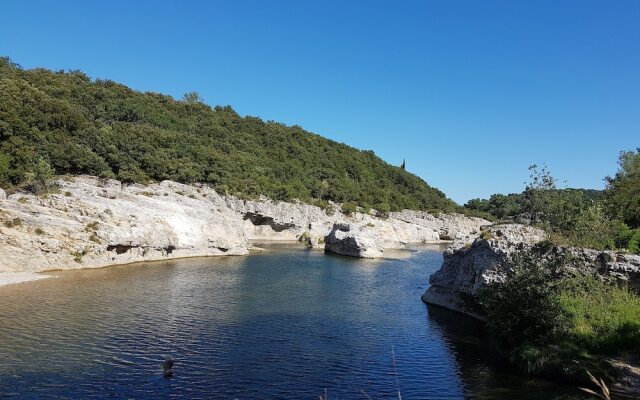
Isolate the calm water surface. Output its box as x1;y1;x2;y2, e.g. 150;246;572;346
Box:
0;244;580;399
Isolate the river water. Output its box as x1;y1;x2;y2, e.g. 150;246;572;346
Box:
0;243;581;399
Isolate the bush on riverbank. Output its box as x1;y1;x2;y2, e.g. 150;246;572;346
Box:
478;251;640;381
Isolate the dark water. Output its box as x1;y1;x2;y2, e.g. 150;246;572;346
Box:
0;244;581;399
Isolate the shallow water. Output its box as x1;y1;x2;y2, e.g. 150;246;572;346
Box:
0;244;580;399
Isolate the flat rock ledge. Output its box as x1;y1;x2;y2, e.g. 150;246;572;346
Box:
422;223;640;317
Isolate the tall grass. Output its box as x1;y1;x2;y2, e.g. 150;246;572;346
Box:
559;276;640;355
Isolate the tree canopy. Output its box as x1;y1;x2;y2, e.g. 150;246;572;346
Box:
0;57;456;213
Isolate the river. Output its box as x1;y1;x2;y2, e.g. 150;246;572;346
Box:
0;243;581;399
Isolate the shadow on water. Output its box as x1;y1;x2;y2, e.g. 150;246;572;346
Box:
426;304;583;400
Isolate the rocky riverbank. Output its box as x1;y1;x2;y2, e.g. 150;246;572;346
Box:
0;176;487;285
422;223;640;395
422;223;640;317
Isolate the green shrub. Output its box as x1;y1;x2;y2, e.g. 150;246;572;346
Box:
341;202;357;216
34;227;44;235
478;248;640;380
72;249;87;263
478;253;569;353
628;229;640;254
298;232;312;248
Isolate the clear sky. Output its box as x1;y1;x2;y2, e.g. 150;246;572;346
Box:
1;1;638;203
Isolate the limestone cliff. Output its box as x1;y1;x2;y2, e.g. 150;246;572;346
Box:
0;176;488;279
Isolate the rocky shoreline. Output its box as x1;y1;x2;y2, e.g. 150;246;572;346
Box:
421;223;640;395
422;223;640;317
0;176;487;286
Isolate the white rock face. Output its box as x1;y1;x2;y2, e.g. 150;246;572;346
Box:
228;198;488;253
0;177;248;273
0;176;489;274
324;223;384;258
422;223;640;317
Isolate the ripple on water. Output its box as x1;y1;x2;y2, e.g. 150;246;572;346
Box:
0;245;578;399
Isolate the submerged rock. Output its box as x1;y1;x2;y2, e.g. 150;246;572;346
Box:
324;223;384;258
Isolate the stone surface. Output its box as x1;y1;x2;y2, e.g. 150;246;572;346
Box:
324;223;384;258
0;272;52;287
0;177;249;273
422;223;640;316
0;176;489;274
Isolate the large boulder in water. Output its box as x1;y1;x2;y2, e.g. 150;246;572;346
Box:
324;223;383;258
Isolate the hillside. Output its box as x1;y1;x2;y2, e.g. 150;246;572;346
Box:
0;57;455;213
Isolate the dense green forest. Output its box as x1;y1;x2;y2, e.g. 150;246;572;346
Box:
0;57;455;213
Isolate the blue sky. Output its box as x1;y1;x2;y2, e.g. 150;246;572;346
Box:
1;0;638;203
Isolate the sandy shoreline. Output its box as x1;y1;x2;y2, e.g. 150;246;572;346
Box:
0;272;54;287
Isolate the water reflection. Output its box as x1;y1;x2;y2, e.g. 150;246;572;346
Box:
0;244;578;399
426;305;581;399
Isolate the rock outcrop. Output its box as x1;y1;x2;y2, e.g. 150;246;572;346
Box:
324;223;384;258
422;223;640;317
227;197;488;252
0;177;249;274
0;176;489;281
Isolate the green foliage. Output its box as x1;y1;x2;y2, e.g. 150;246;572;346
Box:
298;231;313;248
478;253;570;354
182;91;204;104
72;249;87;263
466;162;639;253
521;164;558;224
0;58;455;212
478;250;640;378
604;148;640;228
31;157;55;193
341;202;357;216
559;276;640;355
465;193;522;220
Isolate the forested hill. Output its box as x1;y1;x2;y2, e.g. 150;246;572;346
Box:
0;57;456;213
